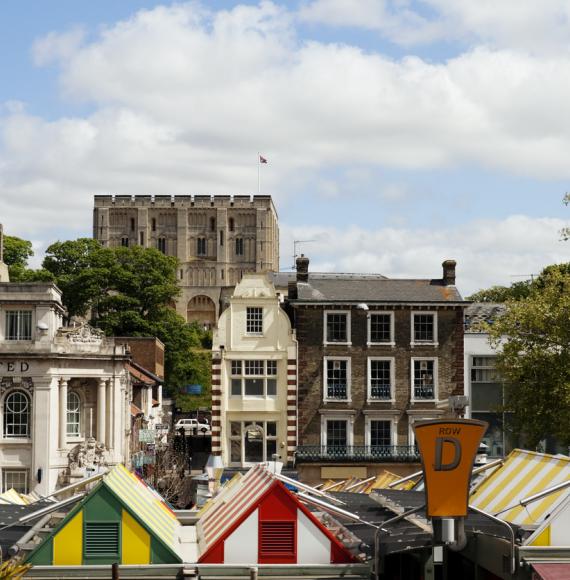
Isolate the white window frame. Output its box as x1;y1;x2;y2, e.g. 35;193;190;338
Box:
407;412;444;446
229;359;277;399
367;357;395;402
323;356;351;403
320;415;354;449
5;310;33;341
411;357;438;402
1;469;29;493
323;310;351;346
367;311;395;346
66;391;83;439
410;311;438;346
364;416;397;447
228;420;279;467
2;390;31;439
246;307;264;336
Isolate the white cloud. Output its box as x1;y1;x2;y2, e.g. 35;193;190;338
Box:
299;0;570;54
31;27;85;66
280;215;569;295
0;0;568;291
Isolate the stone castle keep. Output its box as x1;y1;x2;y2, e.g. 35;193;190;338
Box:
93;195;280;327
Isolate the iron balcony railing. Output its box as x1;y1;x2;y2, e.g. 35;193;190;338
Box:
295;445;420;463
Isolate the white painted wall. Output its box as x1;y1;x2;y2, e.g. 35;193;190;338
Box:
297;510;331;564
224;509;259;564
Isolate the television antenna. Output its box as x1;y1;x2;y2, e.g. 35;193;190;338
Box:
292;239;315;269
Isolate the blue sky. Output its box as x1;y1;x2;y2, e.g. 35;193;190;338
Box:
0;0;568;293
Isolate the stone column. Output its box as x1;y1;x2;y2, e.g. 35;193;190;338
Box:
58;378;68;449
97;378;106;444
106;379;112;450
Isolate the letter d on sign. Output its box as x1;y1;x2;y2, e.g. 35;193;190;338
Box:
414;419;487;517
434;437;461;471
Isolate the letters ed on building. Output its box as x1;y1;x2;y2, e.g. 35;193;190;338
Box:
413;419;488;518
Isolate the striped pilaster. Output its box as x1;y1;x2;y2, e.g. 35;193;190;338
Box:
211;360;222;455
286;358;297;463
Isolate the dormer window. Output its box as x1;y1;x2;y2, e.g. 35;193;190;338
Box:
246;307;263;335
5;311;32;341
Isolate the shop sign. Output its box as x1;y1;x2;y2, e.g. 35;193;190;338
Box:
139;429;156;443
413;419;488;518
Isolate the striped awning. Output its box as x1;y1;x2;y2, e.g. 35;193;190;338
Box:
470;449;570;526
104;464;180;554
197;464;274;555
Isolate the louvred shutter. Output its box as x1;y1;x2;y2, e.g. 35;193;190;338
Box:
259;521;296;563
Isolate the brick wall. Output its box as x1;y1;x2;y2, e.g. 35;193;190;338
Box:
296;306;464;446
117;337;165;379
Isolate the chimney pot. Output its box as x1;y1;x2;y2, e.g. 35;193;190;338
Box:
442;259;456;286
296;254;310;283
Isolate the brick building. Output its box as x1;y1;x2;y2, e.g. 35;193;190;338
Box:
288;256;467;483
93;195;279;326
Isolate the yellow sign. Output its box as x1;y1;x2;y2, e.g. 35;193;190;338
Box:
413;419;487;518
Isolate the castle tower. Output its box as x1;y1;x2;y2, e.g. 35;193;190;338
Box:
93;195;279;325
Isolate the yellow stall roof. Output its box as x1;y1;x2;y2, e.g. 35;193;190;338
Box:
470;449;570;526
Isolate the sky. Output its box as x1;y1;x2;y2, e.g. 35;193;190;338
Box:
0;0;569;295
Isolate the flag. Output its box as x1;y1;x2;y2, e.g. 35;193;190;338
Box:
259;155;268;164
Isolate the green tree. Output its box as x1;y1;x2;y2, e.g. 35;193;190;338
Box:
486;265;570;446
467;280;532;302
41;239;211;398
3;234;54;282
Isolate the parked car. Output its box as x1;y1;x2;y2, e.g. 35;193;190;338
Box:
175;418;211;435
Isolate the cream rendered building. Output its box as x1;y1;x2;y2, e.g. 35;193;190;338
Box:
0;282;132;495
211;274;297;467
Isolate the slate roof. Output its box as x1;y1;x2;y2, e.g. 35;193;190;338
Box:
292;277;464;303
464;302;506;332
0;500;71;559
325;488;517;559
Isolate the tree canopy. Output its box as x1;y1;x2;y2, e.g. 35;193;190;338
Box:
486;264;570;446
39;238;211;405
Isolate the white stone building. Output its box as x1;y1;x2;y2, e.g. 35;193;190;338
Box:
211;274;297;467
0;282;132;495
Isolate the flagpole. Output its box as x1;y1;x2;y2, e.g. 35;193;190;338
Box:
257;152;261;194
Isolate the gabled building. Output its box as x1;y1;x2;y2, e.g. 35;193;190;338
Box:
197;464;358;565
212;274;297;467
288;256;467;483
26;464;183;566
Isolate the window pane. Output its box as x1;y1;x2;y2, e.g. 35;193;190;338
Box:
245;379;264;396
3;470;28;493
326;313;347;342
266;360;277;375
414;314;434;342
4;391;30;437
230;439;241;463
231;360;242;375
230;422;241;437
370;314;391;342
267;379;277;396
6;311;32;341
67;392;81;436
370;421;391;446
231;379;242;396
414;360;435;399
266;439;277;459
326;360;347;399
326;421;347;447
472;383;502;411
245;360;264;375
246;307;263;334
370;360;391;399
266;422;277;437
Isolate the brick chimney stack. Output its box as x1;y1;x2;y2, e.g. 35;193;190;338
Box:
296;254;310;283
442;259;456;286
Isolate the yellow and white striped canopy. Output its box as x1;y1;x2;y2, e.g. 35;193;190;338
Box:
470;449;570;526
